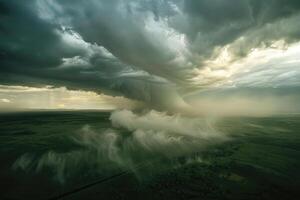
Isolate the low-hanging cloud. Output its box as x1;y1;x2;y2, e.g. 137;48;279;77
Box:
13;109;228;183
110;109;223;138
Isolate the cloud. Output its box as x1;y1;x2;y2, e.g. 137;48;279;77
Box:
0;98;10;103
190;41;300;88
13;109;227;183
110;109;223;138
179;0;300;59
0;0;300;111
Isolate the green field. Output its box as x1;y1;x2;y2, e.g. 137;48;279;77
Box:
0;111;299;200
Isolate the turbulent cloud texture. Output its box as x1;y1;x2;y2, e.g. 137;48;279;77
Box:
1;0;300;110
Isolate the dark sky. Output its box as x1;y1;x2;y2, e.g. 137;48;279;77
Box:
0;0;300;111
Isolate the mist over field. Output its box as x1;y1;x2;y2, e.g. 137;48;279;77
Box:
0;111;299;200
13;110;225;183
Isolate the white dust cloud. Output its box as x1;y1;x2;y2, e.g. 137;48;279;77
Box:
13;110;228;183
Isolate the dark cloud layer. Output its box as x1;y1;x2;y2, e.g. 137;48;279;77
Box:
0;0;300;110
180;0;300;58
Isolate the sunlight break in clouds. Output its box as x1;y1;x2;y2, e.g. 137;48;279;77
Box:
0;85;141;111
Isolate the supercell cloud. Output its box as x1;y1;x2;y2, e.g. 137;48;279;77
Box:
0;0;300;112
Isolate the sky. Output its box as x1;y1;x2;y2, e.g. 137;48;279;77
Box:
0;0;300;114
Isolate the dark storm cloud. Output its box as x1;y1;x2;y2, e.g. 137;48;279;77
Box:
177;0;300;58
50;0;194;83
0;0;175;106
36;0;300;73
0;0;300;110
0;1;61;69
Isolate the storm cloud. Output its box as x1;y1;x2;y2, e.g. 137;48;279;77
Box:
0;0;300;111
